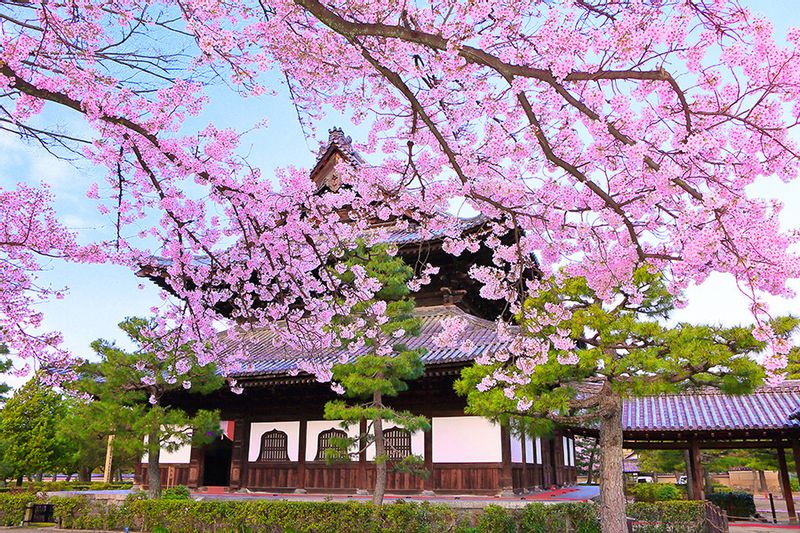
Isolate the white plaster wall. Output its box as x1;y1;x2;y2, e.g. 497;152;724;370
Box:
535;437;542;465
525;436;536;464
248;421;301;462
569;437;576;467
366;423;424;460
305;420;361;461
563;436;569;466
141;428;192;464
432;416;501;463
511;433;523;463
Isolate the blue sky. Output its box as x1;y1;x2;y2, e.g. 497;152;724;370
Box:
1;0;799;379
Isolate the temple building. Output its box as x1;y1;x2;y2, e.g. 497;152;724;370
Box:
135;129;578;495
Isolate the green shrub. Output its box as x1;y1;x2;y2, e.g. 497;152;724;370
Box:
706;491;755;519
161;485;191;500
1;481;133;493
475;505;517;533
627;501;706;533
0;493;38;526
628;483;683;502
0;494;710;533
521;502;600;533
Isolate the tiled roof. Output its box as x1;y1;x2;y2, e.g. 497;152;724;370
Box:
622;383;800;433
371;215;488;247
223;305;507;378
312;127;365;176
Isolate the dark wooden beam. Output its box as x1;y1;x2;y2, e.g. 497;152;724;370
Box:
778;445;797;522
296;419;307;493
520;426;528;492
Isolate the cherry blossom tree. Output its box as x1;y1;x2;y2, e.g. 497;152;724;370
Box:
2;0;800;524
0;184;101;379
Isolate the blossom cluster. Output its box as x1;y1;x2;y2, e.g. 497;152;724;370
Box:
0;0;799;388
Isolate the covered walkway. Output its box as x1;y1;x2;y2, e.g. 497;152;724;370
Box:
583;381;800;522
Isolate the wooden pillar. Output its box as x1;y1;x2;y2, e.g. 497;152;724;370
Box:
688;439;704;500
187;445;203;488
229;418;247;489
777;445;797;522
792;439;800;488
239;419;251;489
549;437;559;487
520;427;528;492
500;425;514;495
423;421;434;493
296;419;307;493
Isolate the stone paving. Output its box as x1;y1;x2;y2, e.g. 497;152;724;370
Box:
188;484;601;508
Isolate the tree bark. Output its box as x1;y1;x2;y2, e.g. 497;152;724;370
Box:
147;425;162;499
78;466;91;482
15;475;22;487
758;469;768;495
372;389;386;505
598;391;626;533
703;466;714;495
35;472;43;482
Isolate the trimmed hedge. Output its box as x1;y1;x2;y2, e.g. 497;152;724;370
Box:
627;483;684;502
706;491;756;519
0;493;711;532
0;481;133;493
0;493;38;526
627;501;707;533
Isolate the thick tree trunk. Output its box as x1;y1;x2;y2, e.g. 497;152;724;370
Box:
78;466;91;482
758;469;768;495
598;391;626;533
15;475;22;487
147;425;162;499
66;473;73;482
372;390;386;505
703;466;714;495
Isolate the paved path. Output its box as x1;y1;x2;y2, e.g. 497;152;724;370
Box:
731;525;800;532
192;484;601;508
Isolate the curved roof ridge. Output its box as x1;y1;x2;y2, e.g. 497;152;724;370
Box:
629;381;800;400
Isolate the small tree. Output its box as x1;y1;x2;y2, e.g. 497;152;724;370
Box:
574;436;599;485
0;345;12;404
323;244;429;505
457;268;781;533
0;376;65;484
53;397;125;482
81;317;224;498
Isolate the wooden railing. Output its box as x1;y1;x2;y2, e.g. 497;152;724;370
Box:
704;501;729;533
627;501;728;533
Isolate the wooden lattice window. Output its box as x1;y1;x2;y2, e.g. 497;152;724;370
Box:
259;430;290;462
384;428;412;461
315;428;349;461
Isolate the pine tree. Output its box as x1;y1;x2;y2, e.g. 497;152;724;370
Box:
323;243;429;505
457;268;784;530
78;317;224;498
0;376;64;484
